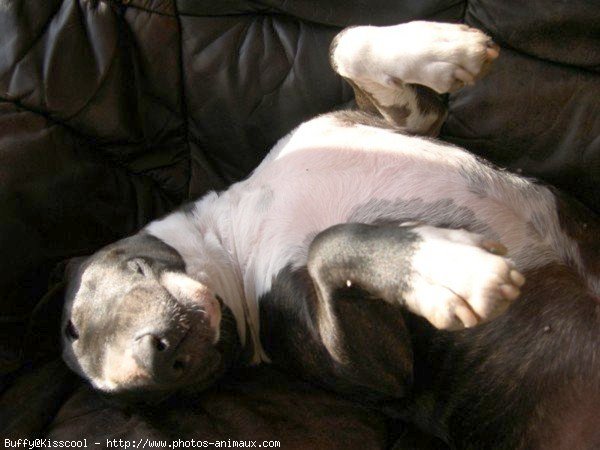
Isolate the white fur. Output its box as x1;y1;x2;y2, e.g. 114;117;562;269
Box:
146;195;265;359
405;226;523;330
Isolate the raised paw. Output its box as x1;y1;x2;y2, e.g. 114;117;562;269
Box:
403;225;524;330
332;20;500;94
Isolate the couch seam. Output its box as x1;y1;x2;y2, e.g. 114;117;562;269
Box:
6;2;64;77
101;0;174;17
61;11;120;122
0;97;179;202
173;0;193;200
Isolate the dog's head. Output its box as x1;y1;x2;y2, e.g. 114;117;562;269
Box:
61;233;238;403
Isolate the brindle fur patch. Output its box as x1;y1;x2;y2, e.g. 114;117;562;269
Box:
341;77;446;137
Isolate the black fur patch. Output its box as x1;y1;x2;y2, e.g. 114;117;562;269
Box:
259;264;414;402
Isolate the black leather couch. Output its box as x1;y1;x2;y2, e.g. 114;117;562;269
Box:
1;1;598;447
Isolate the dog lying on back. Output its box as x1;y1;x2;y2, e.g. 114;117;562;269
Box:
62;22;600;449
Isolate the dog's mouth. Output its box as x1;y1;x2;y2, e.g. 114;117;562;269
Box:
98;324;225;405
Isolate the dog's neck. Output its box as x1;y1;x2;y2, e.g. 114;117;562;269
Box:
145;192;266;364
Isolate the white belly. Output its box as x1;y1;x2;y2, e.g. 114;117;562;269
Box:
226;117;568;299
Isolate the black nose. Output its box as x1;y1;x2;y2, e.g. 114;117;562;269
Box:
132;331;188;383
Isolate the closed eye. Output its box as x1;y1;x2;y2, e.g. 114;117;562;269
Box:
65;320;79;341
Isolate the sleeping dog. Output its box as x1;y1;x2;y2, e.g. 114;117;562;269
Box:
61;22;600;449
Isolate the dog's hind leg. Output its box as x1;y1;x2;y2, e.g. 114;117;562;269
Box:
307;223;524;353
259;222;520;403
330;21;499;136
